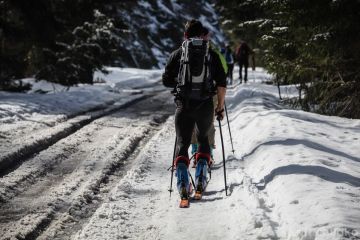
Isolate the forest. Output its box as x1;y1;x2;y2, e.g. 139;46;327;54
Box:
1;0;124;88
216;0;360;118
1;0;360;118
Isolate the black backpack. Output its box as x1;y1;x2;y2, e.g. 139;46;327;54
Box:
175;38;215;100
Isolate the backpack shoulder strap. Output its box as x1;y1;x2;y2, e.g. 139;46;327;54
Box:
177;40;190;87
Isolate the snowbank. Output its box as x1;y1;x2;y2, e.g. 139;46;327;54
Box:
226;77;360;239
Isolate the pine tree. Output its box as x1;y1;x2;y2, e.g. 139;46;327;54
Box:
216;0;360;118
36;10;119;86
1;0;121;89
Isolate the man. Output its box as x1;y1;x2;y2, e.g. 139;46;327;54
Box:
191;27;228;165
224;44;234;85
162;19;226;205
236;40;254;83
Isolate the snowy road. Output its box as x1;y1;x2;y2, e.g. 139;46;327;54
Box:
1;68;359;240
0;90;174;239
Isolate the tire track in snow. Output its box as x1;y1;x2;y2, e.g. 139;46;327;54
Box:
71;116;278;240
0;91;174;239
0;129;149;240
37;120;169;240
0;92;168;203
0;93;151;178
71;84;282;240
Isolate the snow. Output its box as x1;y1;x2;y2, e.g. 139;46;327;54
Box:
138;0;152;10
157;0;176;17
160;37;174;48
1;67;162;125
0;67;164;172
121;0;225;68
244;19;267;25
272;27;289;33
93;67;163;89
151;47;168;68
1;67;360;239
0;83;116;125
227;82;360;238
170;0;182;12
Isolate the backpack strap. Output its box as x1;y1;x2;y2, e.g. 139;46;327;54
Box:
178;41;188;87
201;42;211;96
188;41;193;91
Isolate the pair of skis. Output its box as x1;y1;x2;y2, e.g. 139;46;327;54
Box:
169;105;232;208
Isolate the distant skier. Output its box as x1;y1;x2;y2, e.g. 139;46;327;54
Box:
224;44;234;85
236;41;255;83
162;19;226;207
203;27;228;75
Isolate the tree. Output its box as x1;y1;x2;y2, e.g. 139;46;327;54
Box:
216;0;360;118
1;0;121;89
36;10;119;86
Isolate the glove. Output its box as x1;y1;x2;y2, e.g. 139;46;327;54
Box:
215;108;225;121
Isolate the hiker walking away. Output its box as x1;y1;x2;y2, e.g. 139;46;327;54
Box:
191;27;228;165
203;27;228;76
162;19;226;206
224;44;234;85
236;40;254;83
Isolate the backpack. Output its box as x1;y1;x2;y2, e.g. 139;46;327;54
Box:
236;43;249;61
175;38;215;100
225;49;234;64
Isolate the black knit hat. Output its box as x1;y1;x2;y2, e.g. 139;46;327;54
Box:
202;26;209;36
184;19;203;38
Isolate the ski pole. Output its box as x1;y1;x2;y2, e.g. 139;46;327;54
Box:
168;136;177;197
188;170;196;190
217;112;228;196
224;102;235;154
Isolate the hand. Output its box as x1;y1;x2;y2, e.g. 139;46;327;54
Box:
215;106;225;121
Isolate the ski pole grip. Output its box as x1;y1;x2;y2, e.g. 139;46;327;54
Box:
216;108;224;121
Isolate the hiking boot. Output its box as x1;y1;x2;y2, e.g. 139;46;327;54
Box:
175;156;190;196
195;158;208;192
180;182;189;200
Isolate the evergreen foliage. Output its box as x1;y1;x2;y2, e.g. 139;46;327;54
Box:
36;10;118;85
0;0;119;88
216;0;360;118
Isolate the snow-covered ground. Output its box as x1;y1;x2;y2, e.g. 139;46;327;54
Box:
0;67;359;239
0;68;164;173
1;67;163;125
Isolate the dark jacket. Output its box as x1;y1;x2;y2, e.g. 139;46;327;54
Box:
162;47;227;90
236;42;253;63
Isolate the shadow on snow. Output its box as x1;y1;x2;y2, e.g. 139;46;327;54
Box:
255;164;360;190
242;138;360;163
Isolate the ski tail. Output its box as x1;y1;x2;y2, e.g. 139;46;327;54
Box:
194;179;203;200
179;199;190;208
179;185;190;208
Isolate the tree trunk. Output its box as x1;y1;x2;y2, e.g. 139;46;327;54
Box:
277;78;282;100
